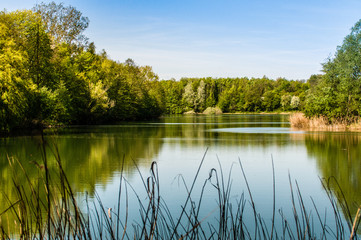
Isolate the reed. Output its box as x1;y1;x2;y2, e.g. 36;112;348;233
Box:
0;140;359;239
289;112;361;131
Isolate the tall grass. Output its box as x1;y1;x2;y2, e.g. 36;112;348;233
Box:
290;112;361;131
0;139;360;239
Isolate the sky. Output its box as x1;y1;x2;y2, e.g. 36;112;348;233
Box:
2;0;361;80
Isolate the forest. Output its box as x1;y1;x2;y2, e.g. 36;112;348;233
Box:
1;2;360;132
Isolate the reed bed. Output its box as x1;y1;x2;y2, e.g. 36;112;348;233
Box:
289;112;361;131
0;140;360;239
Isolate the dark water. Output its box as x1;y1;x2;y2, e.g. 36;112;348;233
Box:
1;114;360;235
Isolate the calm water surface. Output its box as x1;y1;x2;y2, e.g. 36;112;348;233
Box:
1;114;360;234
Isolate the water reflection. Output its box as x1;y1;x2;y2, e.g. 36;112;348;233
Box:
304;132;361;216
211;127;304;134
158;114;295;148
0;125;165;200
0;114;297;202
1;114;361;236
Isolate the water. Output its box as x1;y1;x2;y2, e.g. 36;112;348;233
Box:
1;114;360;236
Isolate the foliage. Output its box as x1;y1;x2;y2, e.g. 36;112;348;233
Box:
33;2;89;46
281;95;291;110
304;19;361;123
0;10;42;130
290;96;300;109
163;77;307;114
0;4;163;131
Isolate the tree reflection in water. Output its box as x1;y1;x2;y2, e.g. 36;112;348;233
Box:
303;132;361;221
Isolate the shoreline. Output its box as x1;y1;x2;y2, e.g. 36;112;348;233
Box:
289;112;361;131
6;112;361;137
183;111;292;115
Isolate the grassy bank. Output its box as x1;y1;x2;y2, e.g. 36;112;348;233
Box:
0;141;360;239
290;112;361;131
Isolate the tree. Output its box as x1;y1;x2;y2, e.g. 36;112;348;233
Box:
244;78;270;112
262;90;281;111
205;78;217;107
195;80;206;112
182;81;196;110
290;96;300;110
33;2;89;46
0;10;53;130
161;80;184;114
305;19;361;122
281;95;291;110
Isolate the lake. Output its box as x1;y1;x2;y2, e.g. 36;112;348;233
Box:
1;114;360;237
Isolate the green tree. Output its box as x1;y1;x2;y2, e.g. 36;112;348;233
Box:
305;19;361;122
205;78;218;108
0;10;52;130
161;79;184;114
195;80;206;112
281;95;291;110
262;90;281;111
243;78;270;112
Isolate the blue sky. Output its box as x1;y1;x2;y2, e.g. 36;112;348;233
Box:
2;0;361;80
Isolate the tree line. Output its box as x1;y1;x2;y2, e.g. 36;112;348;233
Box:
1;2;360;132
160;77;308;114
0;3;164;131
